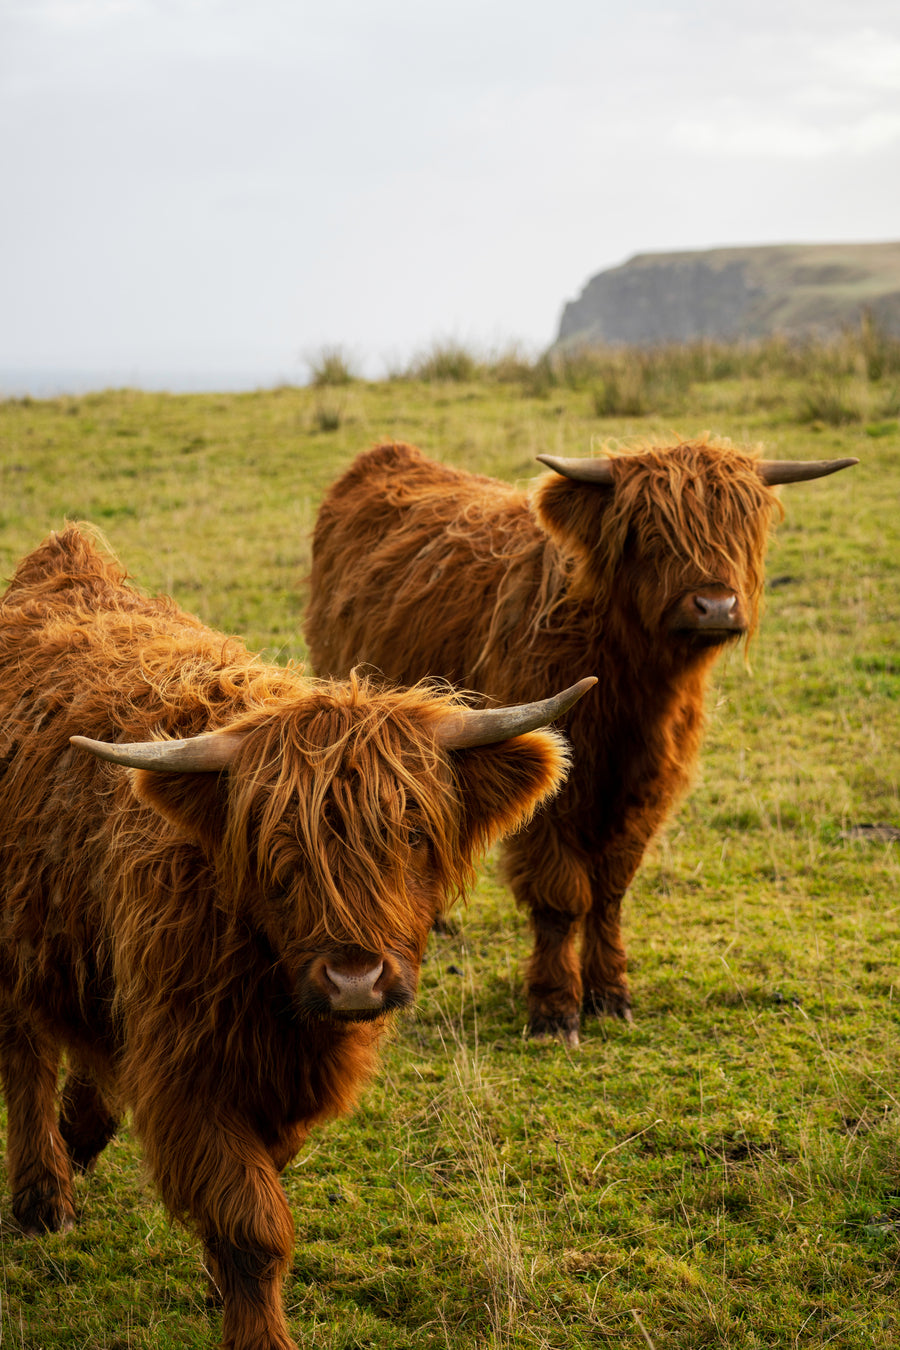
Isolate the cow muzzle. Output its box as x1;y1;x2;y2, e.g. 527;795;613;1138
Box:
669;588;747;639
302;951;414;1020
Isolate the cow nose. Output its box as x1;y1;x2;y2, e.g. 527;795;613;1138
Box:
693;594;738;625
324;961;385;1011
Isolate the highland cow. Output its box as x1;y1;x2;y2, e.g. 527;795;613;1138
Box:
0;525;593;1350
305;437;857;1044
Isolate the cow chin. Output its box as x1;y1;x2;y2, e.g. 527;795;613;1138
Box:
328;1000;406;1024
673;626;745;651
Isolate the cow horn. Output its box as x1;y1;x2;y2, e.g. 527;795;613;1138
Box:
536;454;615;484
71;678;600;767
539;454;860;487
69;730;244;772
756;457;858;485
434;676;598;750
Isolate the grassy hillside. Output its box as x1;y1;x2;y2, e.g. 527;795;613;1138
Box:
0;341;898;1348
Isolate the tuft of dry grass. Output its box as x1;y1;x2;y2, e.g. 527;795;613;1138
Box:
307;346;358;387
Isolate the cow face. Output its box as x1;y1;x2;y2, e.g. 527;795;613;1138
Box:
534;439;781;655
122;681;572;1025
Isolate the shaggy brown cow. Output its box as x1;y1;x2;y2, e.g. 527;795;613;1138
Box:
306;436;857;1045
0;525;593;1350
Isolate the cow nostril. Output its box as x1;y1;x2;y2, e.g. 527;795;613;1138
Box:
692;593;738;623
324;961;385;1009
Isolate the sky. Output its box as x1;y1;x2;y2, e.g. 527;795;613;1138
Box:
2;0;899;392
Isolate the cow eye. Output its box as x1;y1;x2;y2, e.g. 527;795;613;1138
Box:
402;798;427;851
404;817;430;851
268;867;296;902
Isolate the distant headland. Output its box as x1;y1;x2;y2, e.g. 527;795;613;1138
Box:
556;242;900;348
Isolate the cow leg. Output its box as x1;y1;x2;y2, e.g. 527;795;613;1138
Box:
504;820;592;1045
580;834;648;1023
580;890;632;1021
137;1098;297;1350
203;1232;295;1350
59;1067;120;1174
204;1124;311;1314
0;1011;75;1234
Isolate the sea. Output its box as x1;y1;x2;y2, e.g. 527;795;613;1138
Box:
0;367;300;398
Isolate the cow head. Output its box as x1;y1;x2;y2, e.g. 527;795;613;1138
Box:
533;437;856;657
71;674;593;1024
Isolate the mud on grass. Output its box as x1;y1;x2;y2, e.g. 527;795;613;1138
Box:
0;364;898;1347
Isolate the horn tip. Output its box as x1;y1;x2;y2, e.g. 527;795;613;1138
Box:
535;454;615;484
556;676;598;715
69;735;123;766
572;676;598;695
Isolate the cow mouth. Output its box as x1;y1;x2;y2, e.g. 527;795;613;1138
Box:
297;988;415;1024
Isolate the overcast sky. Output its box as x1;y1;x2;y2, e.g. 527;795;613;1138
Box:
2;0;899;391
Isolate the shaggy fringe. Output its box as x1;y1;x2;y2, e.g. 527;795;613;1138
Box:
216;675;474;948
566;434;782;640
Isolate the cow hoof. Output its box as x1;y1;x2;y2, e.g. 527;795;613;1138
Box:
526;1011;581;1046
583;989;634;1023
13;1191;76;1236
60;1125;120;1176
205;1281;225;1311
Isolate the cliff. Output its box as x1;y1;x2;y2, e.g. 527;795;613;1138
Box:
556;242;900;347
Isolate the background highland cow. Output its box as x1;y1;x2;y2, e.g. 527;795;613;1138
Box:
306;437;856;1043
0;525;589;1350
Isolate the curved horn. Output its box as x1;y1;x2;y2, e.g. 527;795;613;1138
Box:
536;454;615;484
756;457;858;485
71;678;600;767
434;676;598;750
69;730;245;773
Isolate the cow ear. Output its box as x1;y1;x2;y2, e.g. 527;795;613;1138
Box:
450;729;570;858
532;474;611;560
129;769;227;854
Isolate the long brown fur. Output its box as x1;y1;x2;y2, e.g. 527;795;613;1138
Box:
0;525;569;1350
306;437;784;1043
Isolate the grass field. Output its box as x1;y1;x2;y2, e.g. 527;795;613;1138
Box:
0;337;898;1348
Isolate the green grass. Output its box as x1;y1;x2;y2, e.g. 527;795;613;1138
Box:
0;341;898;1347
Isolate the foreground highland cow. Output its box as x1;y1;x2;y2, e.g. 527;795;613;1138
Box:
0;526;592;1350
306;437;856;1044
